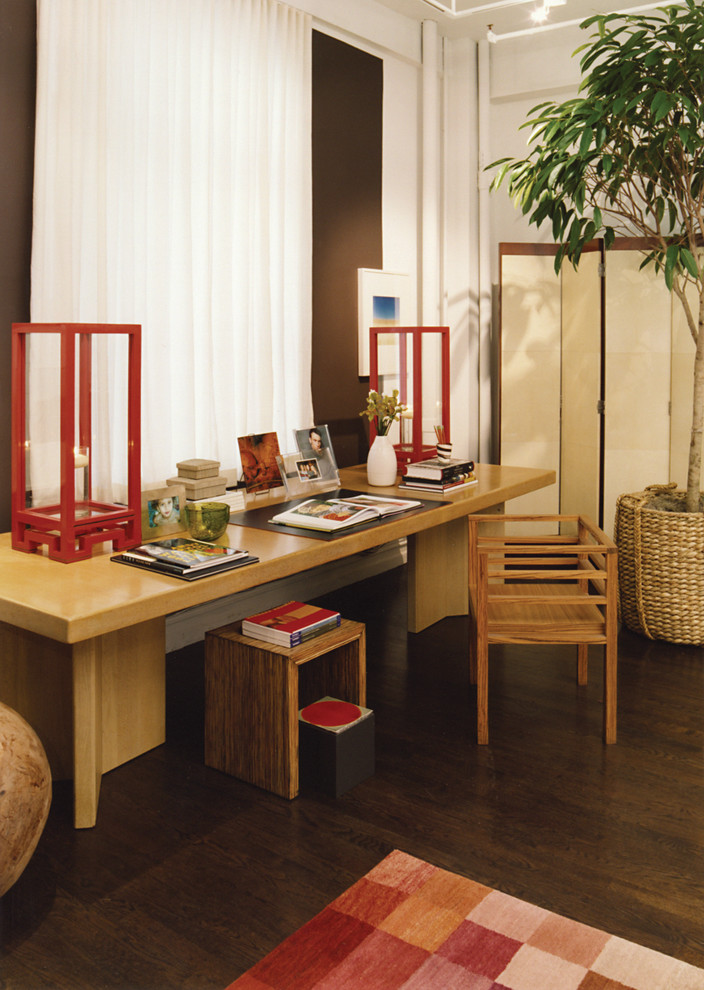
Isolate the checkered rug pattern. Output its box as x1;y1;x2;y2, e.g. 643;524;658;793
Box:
227;849;704;989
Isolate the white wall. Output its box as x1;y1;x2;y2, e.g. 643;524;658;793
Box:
440;24;583;466
382;51;421;326
487;26;582;283
444;36;480;462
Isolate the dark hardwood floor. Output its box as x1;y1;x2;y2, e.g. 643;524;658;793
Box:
3;565;704;988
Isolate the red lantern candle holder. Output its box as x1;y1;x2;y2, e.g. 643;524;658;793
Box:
369;325;450;466
11;323;142;562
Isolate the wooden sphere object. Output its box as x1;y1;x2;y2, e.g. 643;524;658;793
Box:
0;702;52;896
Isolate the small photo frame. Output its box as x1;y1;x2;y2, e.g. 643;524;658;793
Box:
276;453;339;499
293;424;340;484
141;485;187;539
296;458;322;482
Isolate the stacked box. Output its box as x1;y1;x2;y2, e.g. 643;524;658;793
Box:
167;458;228;500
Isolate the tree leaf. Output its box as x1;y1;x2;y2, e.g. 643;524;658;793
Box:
681;248;701;278
664;243;680;289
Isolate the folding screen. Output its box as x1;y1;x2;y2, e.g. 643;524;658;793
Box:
500;240;675;535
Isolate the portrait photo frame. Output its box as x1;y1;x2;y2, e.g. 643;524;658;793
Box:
141;484;188;539
293;424;340;485
357;269;413;376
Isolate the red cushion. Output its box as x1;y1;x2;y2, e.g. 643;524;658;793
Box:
300;699;362;727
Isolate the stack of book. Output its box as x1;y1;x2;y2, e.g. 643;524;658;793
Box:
112;537;258;580
242;600;341;647
400;457;477;493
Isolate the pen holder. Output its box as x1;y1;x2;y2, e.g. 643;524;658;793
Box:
436;443;453;463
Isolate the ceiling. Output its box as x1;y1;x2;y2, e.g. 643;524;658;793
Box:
373;0;677;42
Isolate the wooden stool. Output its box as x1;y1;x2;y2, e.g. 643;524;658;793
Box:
204;619;366;798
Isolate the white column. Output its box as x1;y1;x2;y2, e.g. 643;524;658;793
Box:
422;19;441;326
443;36;479;463
477;38;493;462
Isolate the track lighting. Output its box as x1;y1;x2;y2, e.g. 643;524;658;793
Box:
531;0;566;24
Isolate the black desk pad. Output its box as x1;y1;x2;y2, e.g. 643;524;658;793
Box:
228;489;446;541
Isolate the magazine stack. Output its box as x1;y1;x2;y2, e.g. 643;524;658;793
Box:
112;538;258;581
242;600;342;648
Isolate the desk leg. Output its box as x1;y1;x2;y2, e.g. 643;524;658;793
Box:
98;618;166;774
72;639;103;829
0;617;165;829
0;621;74;780
407;517;469;632
76;617;166;828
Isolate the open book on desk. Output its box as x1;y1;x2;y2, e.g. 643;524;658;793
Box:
269;493;422;533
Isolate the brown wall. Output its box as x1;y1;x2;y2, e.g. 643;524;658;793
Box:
0;0;35;531
312;31;383;468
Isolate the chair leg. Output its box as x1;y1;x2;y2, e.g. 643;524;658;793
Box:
476;637;489;745
603;640;617;744
577;644;588;686
468;617;477;686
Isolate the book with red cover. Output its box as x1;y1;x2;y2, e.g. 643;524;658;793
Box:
242;600;341;647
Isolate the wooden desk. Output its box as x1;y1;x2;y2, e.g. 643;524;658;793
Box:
0;463;554;827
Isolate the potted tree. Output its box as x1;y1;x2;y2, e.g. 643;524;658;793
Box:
490;0;704;643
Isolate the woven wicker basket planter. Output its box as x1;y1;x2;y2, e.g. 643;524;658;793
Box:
614;484;704;644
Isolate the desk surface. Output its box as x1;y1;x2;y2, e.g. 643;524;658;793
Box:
0;463;555;644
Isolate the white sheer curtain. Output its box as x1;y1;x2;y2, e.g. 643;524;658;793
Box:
31;0;313;491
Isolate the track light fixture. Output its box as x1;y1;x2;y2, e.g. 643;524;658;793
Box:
531;0;566;25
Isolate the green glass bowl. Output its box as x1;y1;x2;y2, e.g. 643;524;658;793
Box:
184;501;230;541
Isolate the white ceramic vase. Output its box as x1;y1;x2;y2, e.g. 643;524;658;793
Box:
366;434;398;487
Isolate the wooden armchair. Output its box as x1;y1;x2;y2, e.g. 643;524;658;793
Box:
468;514;618;745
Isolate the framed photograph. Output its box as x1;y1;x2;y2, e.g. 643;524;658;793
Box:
293;424;340;484
296;458;322;482
141;485;188;539
357;269;413;376
237;432;284;493
276;452;338;498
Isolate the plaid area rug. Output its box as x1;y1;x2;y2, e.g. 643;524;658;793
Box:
227;849;704;989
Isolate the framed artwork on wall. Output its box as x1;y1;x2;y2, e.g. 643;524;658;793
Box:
357;269;412;376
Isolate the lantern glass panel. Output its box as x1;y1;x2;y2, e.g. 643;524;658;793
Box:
85;333;131;507
23;333;131;520
375;330;411;445
24;332;62;514
422;332;446;444
370;325;450;465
